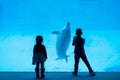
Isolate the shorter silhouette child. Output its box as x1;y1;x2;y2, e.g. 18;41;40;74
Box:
32;35;47;79
72;28;95;76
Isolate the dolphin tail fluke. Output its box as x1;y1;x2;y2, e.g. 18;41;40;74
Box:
65;57;68;62
55;56;69;62
55;58;60;60
65;55;70;62
52;31;59;34
65;52;74;62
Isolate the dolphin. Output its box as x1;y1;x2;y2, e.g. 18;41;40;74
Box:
52;22;71;62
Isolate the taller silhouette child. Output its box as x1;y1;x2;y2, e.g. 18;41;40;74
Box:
33;35;47;79
72;28;95;76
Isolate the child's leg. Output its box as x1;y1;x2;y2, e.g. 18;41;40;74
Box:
41;62;45;79
73;55;80;76
81;53;95;76
35;62;39;78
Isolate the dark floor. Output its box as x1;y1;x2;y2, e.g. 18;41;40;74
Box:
0;72;120;80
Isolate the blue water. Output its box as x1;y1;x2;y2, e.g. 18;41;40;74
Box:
0;0;120;72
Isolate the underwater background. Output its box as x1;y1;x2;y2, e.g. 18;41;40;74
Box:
0;0;120;72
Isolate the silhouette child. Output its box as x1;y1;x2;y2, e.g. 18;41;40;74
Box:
33;35;47;79
72;28;95;76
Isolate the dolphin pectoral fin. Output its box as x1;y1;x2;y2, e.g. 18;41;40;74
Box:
52;31;59;34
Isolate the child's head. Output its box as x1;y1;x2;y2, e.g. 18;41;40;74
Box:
76;28;83;36
36;35;43;44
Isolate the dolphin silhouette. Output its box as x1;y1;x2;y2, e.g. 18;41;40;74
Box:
52;22;71;62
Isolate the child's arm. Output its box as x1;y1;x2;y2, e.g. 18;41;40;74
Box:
43;46;47;59
72;36;77;46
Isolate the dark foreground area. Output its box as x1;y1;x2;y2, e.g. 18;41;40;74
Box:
0;72;120;80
